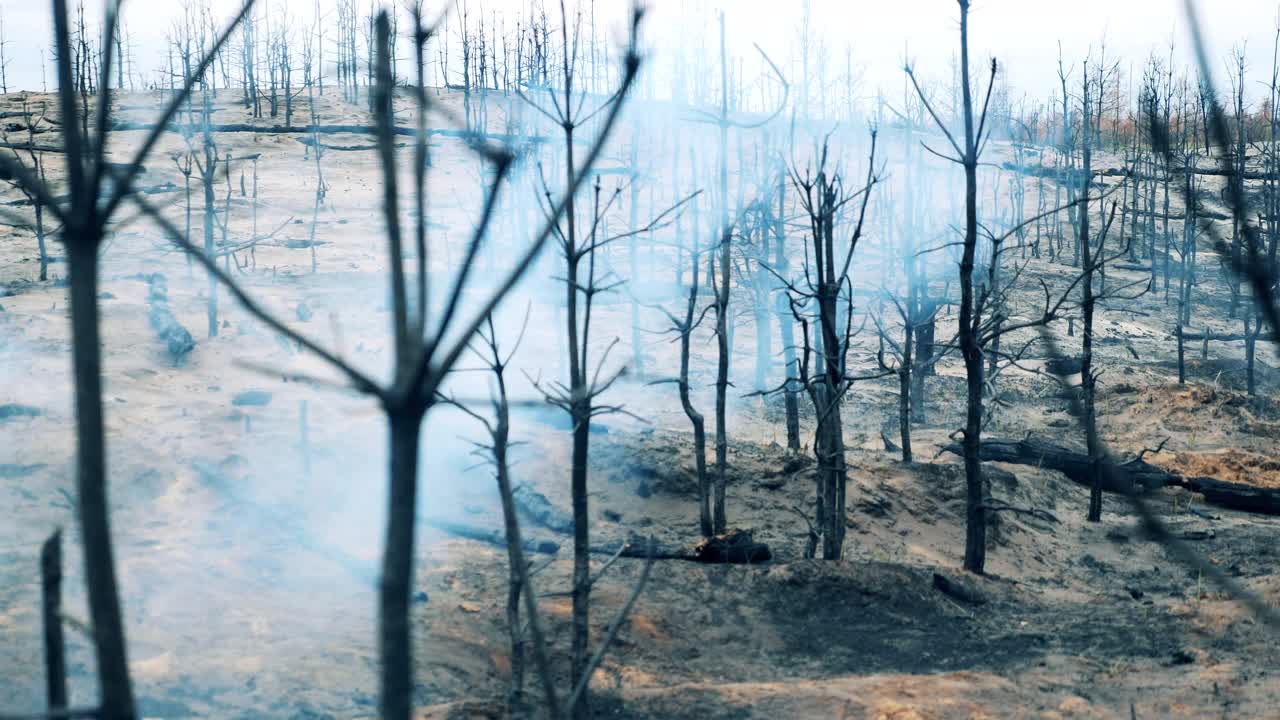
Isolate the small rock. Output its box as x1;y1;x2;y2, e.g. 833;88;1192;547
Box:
755;477;786;491
602;509;622;522
933;572;986;605
626;465;658;481
412;590;429;604
781;455;813;474
1105;529;1130;544
232;390;272;407
1170;649;1196;665
1081;554;1112;575
0;404;40;420
97;291;115;299
635;480;652;498
1045;356;1083;375
296;303;313;322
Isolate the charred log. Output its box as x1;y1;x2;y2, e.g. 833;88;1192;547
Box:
942;438;1172;492
145;274;194;362
943;438;1280;516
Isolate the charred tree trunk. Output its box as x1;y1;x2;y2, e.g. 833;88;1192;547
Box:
1081;70;1103;523
40;530;66;712
676;246;711;537
379;407;425;720
66;242;136;720
712;13;731;536
775;173;801;451
957;3;988;574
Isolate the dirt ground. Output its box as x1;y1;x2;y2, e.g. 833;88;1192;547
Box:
1;88;1279;719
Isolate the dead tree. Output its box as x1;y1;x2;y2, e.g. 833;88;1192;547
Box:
521;13;614;710
690;12;788;535
1075;61;1142;522
518;8;687;709
0;8;9;95
3;103;54;281
654;222;714;537
874;90;941;459
1079;65;1102;521
195;73;220;336
906;0;998;573
784;132;880;560
1153;4;1280;390
304;28;327;274
66;7;643;720
0;3;256;717
906;2;1125;572
241;5;260;116
768;160;803;450
741;186;777;394
444;316;554;718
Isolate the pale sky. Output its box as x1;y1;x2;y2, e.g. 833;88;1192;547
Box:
3;0;1279;110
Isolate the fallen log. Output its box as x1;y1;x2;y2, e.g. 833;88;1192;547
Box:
597;529;772;564
1175;328;1280;343
512;484;574;534
942;438;1172;492
145;274;194;362
2;182;173;207
1001;160;1280;182
107;119;546;145
688;529;773;563
421;517;562;555
426;515;771;564
944;438;1280;516
295;136;413;152
1175;476;1280;515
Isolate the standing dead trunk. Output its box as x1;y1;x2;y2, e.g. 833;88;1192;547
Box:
66;241;136;720
35;201;48;281
41;530;67;712
671;238;712;537
775;170;801;451
200;90;219;337
569;398;591;715
628;140;646;380
788;133;878;560
936;0;991;574
379;406;425;720
712;12;731;535
898;325;913;463
1080;70;1102;523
